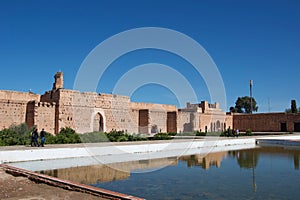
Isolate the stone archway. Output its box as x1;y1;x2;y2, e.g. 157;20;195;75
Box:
93;113;104;132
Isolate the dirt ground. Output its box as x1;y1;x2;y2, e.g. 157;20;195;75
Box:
0;168;107;200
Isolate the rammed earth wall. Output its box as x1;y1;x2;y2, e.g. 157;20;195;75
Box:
233;113;300;132
0;72;235;134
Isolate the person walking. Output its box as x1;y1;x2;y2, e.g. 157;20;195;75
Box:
40;128;46;147
32;128;39;147
236;129;239;138
30;130;34;147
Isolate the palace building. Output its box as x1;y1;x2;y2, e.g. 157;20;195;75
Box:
0;72;231;134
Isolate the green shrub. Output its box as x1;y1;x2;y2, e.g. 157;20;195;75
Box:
167;132;177;136
127;133;148;141
245;129;252;136
40;127;82;145
195;131;206;136
1;124;192;146
106;130;126;142
43;132;57;144
151;133;172;140
116;135;128;142
220;131;227;137
0;129;19;145
55;127;81;144
0;138;4;146
0;123;32;146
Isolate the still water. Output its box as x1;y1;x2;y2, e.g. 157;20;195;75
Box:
41;146;300;200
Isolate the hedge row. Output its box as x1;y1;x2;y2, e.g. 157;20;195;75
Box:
0;124;252;146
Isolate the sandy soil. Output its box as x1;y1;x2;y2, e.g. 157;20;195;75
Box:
0;167;107;200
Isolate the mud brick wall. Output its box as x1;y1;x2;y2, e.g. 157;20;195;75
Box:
129;109;139;134
233;113;300;132
0;91;40;129
225;114;233;130
138;109;149;134
149;110;167;133
167;112;177;133
199;113;227;132
0;85;232;135
34;102;56;134
177;110;229;133
0;73;233;135
40;90;60;103
0;99;28;129
177;111;195;133
0;90;40;102
55;90;138;134
57;90;98;133
131;102;177;112
25;101;35;129
132;102;177;134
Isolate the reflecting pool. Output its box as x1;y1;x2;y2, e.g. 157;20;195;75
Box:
40;146;300;199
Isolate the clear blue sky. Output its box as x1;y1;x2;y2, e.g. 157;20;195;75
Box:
1;0;299;112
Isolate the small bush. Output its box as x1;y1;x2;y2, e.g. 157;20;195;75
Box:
55;127;81;144
150;133;172;140
245;129;252;136
220;131;227;137
116;135;128;142
0;138;4;146
44;132;57;144
167;132;177;136
104;131;148;142
195;131;206;136
106;130;126;142
42;127;82;144
0;123;32;146
126;133;148;141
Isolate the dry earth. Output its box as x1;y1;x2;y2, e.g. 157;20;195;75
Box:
0;167;107;200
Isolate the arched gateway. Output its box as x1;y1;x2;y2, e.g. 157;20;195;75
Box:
93;113;104;132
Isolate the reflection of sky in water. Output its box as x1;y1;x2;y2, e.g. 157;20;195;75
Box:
91;147;300;200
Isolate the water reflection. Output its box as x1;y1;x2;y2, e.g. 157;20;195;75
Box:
179;151;227;169
294;152;299;170
228;146;300;170
40;157;178;184
179;146;300;171
39;146;300;186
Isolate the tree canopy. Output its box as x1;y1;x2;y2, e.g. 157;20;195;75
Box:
231;96;258;113
285;100;299;113
291;100;298;113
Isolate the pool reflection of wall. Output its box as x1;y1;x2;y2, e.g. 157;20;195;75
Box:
229;147;300;170
41;157;178;184
294;153;299;170
180;151;228;169
179;147;300;171
40;147;300;187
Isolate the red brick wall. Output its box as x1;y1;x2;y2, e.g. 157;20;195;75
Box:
233;113;300;132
